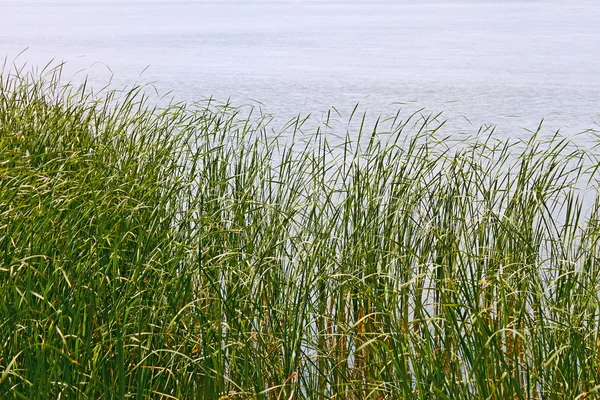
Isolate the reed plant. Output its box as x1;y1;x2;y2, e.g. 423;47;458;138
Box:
1;65;600;399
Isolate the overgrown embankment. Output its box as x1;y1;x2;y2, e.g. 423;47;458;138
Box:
2;69;600;399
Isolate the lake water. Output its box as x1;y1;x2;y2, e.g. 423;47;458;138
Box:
1;0;600;138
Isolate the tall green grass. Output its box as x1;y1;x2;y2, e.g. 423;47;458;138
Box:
2;66;600;399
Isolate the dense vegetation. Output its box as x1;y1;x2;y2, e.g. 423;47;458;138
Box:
2;67;600;399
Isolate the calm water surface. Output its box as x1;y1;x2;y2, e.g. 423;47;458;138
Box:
1;0;600;137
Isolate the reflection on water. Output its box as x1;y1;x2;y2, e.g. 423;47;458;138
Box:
1;0;599;137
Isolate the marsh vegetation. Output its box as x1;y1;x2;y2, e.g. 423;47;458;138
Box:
2;67;600;399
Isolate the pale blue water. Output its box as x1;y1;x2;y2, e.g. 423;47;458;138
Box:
1;0;599;137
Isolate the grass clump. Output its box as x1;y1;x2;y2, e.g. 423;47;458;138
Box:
1;66;600;399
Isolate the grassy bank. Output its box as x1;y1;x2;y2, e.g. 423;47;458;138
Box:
2;67;600;399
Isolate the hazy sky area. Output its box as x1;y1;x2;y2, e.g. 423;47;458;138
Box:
1;0;599;137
